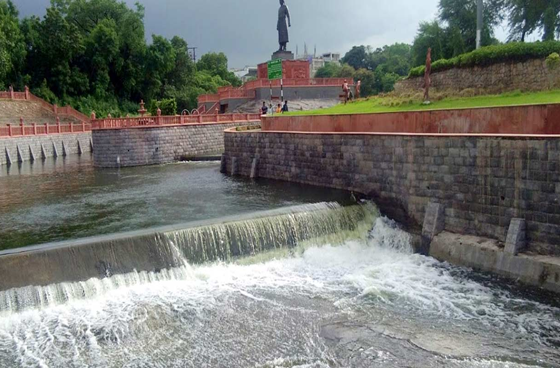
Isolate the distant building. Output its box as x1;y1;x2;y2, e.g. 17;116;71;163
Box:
294;48;342;77
231;66;258;82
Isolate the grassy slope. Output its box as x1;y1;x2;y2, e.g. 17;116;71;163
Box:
284;90;560;116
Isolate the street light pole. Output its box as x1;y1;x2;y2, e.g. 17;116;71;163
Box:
476;0;483;49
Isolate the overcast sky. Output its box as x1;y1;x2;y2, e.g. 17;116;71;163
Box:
12;0;512;68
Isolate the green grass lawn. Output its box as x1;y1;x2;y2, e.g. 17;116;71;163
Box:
284;90;560;116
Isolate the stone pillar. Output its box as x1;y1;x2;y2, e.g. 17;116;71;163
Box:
44;123;49;135
250;157;259;179
24;86;30;100
32;123;37;135
56;117;61;133
505;218;526;255
231;157;239;176
7;124;12;137
53;104;58;115
9;85;14;99
20;118;25;136
421;202;445;255
220;154;227;174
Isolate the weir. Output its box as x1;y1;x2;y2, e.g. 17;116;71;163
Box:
0;202;377;312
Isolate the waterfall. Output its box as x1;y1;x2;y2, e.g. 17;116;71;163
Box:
0;202;378;314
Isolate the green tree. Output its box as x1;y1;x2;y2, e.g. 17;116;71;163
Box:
341;45;370;70
0;0;26;88
411;21;447;66
314;62;341;78
353;68;376;96
439;0;504;51
197;52;241;87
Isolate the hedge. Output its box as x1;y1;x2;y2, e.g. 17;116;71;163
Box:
408;41;560;78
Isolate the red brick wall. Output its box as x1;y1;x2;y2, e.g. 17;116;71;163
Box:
257;60;310;80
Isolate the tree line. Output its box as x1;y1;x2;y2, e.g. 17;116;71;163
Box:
0;0;241;117
316;0;560;97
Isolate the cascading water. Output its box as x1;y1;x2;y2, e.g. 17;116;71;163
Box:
0;203;559;368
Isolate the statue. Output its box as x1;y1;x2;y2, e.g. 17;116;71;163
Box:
423;47;432;103
277;0;291;52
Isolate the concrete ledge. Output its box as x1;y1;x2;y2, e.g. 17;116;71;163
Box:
430;232;560;293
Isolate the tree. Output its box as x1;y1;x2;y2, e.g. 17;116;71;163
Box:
314;62;341;78
341;46;370;70
439;0;505;51
411;21;447;66
0;0;26;88
197;52;241;87
353;68;376;96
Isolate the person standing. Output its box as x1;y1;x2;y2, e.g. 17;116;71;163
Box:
282;101;289;113
355;80;362;99
342;80;349;104
261;101;269;115
276;104;282;114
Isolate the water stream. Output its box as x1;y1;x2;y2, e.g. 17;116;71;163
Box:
0;209;558;367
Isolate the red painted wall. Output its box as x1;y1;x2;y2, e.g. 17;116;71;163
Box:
261;104;560;135
257;60;310;80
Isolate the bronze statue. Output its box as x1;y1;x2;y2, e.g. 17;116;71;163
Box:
424;47;432;102
277;0;291;52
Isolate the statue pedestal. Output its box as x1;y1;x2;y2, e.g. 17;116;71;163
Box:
271;50;294;61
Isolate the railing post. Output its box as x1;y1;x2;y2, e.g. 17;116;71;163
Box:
157;108;162;125
56;117;61;133
82;121;86;132
45;123;49;135
180;113;185;125
33;123;37;135
24;86;30;100
20;117;25;136
7;124;12;136
246;113;250;121
70;122;74;133
9;86;14;100
198;115;203;124
53;104;58;115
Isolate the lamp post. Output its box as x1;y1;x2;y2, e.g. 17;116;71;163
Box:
476;0;483;49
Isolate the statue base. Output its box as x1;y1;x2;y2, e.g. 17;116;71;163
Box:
271;50;294;61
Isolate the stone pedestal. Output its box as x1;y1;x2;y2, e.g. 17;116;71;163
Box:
271;50;294;61
505;218;526;255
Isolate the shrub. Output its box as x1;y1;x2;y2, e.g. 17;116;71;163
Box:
546;52;560;70
408;41;560;78
149;98;178;116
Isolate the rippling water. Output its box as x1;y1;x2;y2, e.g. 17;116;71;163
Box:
0;219;558;367
0;156;351;250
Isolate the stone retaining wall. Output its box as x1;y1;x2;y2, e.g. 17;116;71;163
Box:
224;131;560;255
395;59;560;95
93;122;258;168
0;132;92;165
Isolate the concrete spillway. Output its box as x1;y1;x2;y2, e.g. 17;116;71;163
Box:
0;202;376;312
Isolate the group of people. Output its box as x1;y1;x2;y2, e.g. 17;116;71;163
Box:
261;101;289;115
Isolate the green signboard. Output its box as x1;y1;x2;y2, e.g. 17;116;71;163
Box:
268;59;283;80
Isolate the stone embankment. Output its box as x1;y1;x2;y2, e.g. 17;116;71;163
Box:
395;58;560;96
223;125;560;292
0;132;92;165
93;121;258;168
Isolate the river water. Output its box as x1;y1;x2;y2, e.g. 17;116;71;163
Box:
0;157;559;367
0;155;350;250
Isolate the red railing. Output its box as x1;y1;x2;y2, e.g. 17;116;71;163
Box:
1;86;89;123
0;121;92;138
198;78;350;105
92;113;262;130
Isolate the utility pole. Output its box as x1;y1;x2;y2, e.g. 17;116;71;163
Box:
188;47;198;62
476;0;483;49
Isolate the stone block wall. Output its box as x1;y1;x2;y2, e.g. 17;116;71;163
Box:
394;59;560;95
225;131;560;255
0;132;92;165
93;122;257;168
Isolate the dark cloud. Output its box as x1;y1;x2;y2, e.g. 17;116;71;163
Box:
13;0;441;68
